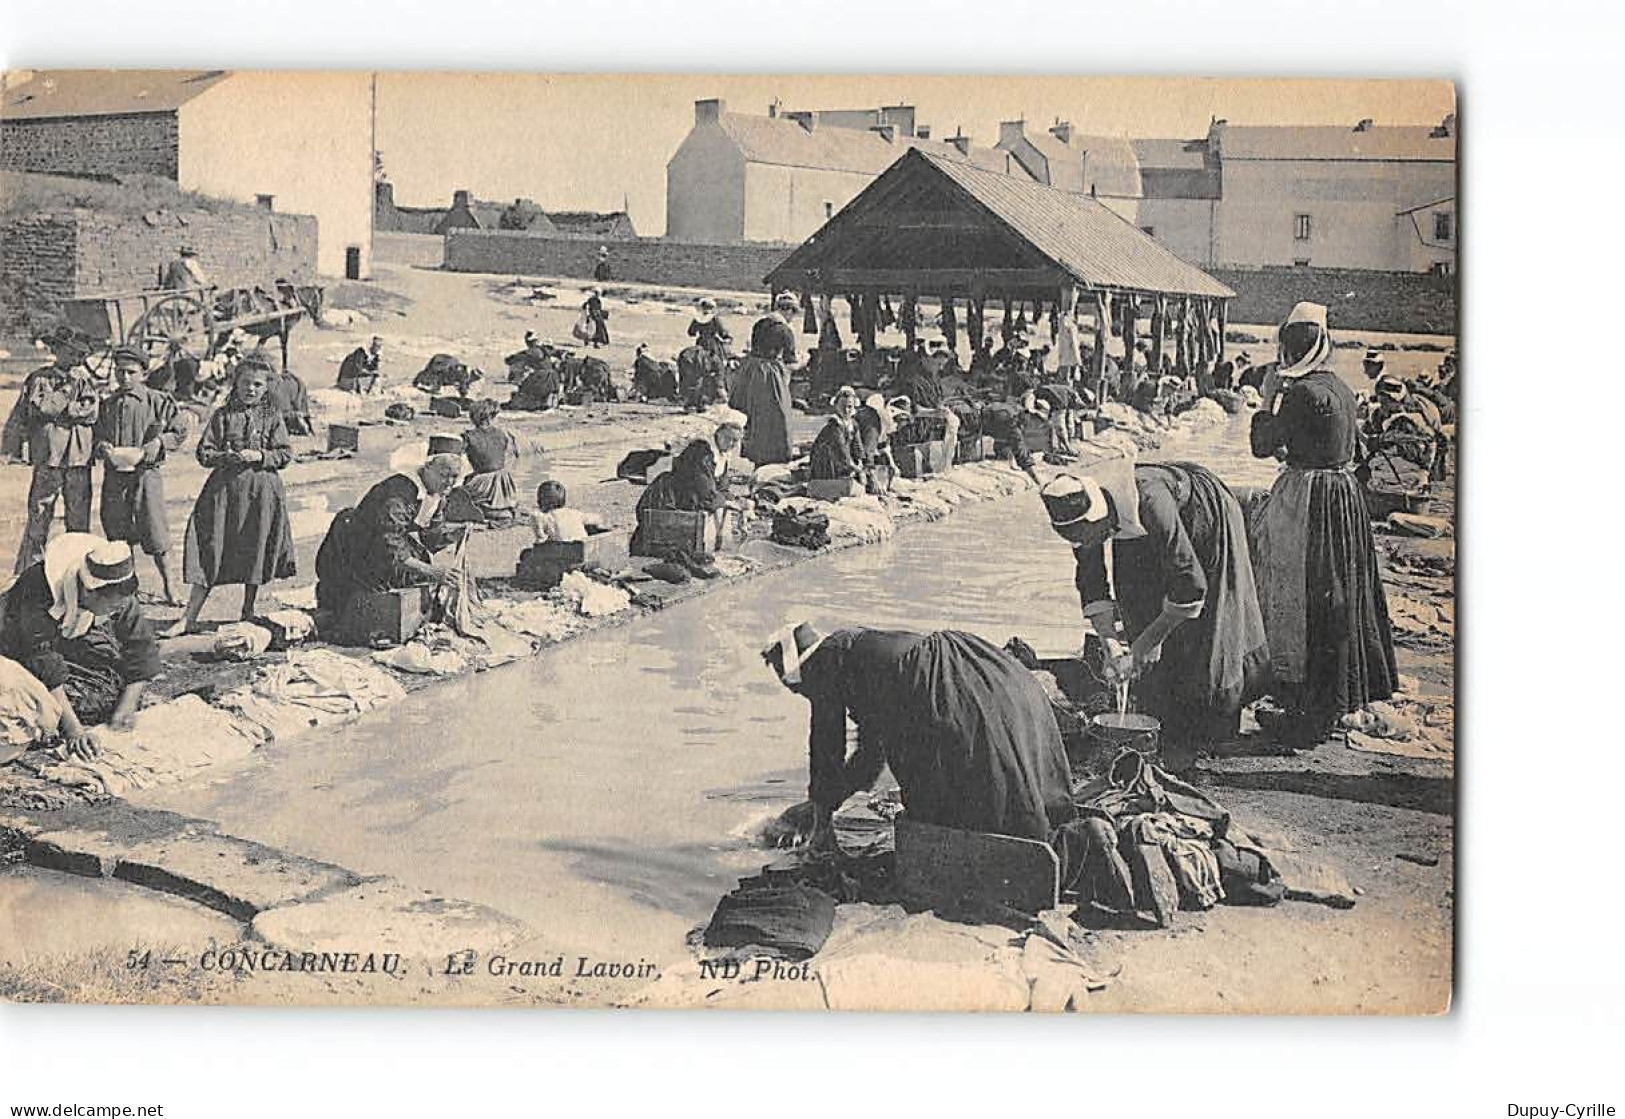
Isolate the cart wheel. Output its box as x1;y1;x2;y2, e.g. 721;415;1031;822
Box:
131;293;208;368
83;345;118;386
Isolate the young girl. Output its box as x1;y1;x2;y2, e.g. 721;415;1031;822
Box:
460;398;521;523
170;355;296;634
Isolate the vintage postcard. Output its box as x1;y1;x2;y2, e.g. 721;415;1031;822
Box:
0;71;1456;1013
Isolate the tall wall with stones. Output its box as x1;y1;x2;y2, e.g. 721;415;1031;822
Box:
0;113;180;178
1214;265;1456;336
2;207;318;308
444;231;792;293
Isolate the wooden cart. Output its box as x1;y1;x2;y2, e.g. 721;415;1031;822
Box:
60;280;321;376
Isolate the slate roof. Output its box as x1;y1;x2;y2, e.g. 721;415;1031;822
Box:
770;148;1233;300
1132;138;1212;171
1214;123;1456;162
1018;132;1143;198
716;112;1021;177
2;70;230;120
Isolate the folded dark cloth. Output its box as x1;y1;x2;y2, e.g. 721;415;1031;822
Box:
703;882;837;960
771;508;830;550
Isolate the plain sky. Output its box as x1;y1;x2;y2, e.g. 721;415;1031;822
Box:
376;74;1456;235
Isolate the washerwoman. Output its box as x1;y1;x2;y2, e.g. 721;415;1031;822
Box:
1248;301;1397;746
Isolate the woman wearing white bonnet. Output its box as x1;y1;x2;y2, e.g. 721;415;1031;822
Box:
1039;456;1268;770
1248;301;1397;747
0;533;160;759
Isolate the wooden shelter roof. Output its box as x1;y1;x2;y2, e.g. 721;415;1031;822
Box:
766;149;1233;301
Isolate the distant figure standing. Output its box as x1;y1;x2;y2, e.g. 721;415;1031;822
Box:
161;245;211;291
593;246;613;283
734;293;799;466
583;289;610;349
2;327;101;573
337;336;383;394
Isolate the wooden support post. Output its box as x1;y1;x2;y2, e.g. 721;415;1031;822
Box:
1092;290;1110;402
901;288;918;347
1216;300;1228;366
1175;296;1192;377
860;291;878;354
968;291;985;352
1149;295;1166;377
941;295;957;351
1120;295;1138;390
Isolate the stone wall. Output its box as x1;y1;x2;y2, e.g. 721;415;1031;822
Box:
1215;265;1456;336
0;113;180;179
440;232;1455;335
1;207;318;314
444;231;793;293
373;231;447;268
0;214;80;301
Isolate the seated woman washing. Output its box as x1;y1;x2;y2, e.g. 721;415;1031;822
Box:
313;444;470;642
628;440;728;575
0;535;159;760
1041;463;1270;770
806;386;867;486
459;399;521;524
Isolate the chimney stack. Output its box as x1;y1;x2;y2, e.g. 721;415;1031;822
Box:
879;104;917;138
694;98;725;126
871;124;897;144
1049;119;1072;145
948;128;972;156
1433;112;1456;138
452;189;471;208
1354;118;1374;131
786;110;816;133
998;119;1027;148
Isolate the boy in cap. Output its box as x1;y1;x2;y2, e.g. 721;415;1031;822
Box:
94;346;191;603
2;327;102;572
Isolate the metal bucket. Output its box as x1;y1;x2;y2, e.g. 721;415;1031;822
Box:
1084;712;1161;769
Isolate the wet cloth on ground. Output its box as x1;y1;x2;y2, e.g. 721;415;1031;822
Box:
218;648;406;742
35;695;267;796
0;655;61;762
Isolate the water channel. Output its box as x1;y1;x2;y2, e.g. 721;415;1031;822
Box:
132;415;1274;962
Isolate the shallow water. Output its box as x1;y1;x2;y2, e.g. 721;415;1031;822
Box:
134;416;1270;960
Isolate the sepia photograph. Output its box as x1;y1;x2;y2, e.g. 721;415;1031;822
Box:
0;69;1460;1017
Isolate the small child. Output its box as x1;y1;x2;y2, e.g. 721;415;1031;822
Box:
530;480;606;544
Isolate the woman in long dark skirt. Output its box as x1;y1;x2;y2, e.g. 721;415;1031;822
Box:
169;356;296;634
1042;460;1270;768
1248;301;1397;746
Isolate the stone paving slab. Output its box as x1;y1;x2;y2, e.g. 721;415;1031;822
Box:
15;802;357;920
250;877;527;961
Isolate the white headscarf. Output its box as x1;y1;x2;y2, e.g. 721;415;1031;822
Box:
765;622;825;687
1276;301;1334;378
42;534;133;640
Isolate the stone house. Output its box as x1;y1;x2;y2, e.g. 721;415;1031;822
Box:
1;69;374;278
